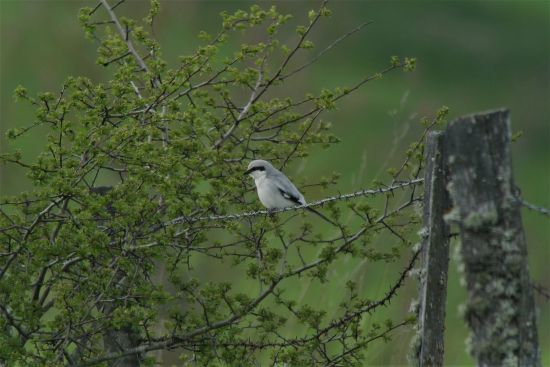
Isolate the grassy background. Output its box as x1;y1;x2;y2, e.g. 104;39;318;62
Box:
1;1;548;365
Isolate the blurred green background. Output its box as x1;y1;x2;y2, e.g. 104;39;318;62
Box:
1;1;548;365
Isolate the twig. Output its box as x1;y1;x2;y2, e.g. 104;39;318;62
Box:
213;69;263;148
280;20;374;81
77;280;281;366
253;0;328;103
99;0;159;87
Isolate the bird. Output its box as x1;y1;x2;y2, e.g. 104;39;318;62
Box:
244;159;337;226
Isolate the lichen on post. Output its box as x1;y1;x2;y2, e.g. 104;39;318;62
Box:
444;109;540;367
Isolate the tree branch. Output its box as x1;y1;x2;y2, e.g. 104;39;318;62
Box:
280;20;374;81
213;68;264;149
99;0;160;87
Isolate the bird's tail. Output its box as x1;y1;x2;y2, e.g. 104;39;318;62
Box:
305;206;339;228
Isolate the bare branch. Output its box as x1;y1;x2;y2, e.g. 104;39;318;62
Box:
213;69;264;149
280;20;374;81
99;0;159;87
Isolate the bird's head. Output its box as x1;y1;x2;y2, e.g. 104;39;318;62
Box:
244;159;273;179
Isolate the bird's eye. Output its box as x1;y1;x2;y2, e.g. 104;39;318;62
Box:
245;166;266;174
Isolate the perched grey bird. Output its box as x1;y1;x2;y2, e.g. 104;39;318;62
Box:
244;159;336;226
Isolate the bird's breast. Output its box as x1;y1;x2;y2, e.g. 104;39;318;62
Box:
255;177;288;209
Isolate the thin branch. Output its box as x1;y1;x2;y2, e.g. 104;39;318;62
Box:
253;0;327;103
213;69;263;148
325;319;411;367
99;0;159;87
280;20;374;81
0;303;29;342
77;279;281;366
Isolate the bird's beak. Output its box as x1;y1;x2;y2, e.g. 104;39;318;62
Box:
243;168;253;176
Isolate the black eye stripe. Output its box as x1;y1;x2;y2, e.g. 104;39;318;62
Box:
249;166;265;172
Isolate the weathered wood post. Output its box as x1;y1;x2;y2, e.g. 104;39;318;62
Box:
444;109;540;366
415;131;451;366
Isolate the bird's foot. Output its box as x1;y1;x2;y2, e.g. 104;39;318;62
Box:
265;208;278;220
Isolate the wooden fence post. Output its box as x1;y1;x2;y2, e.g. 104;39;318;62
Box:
444;109;540;366
416;131;451;366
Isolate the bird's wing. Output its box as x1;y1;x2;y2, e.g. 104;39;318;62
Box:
277;187;303;205
271;173;306;205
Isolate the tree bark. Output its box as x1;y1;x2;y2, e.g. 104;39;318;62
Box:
444;109;540;367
